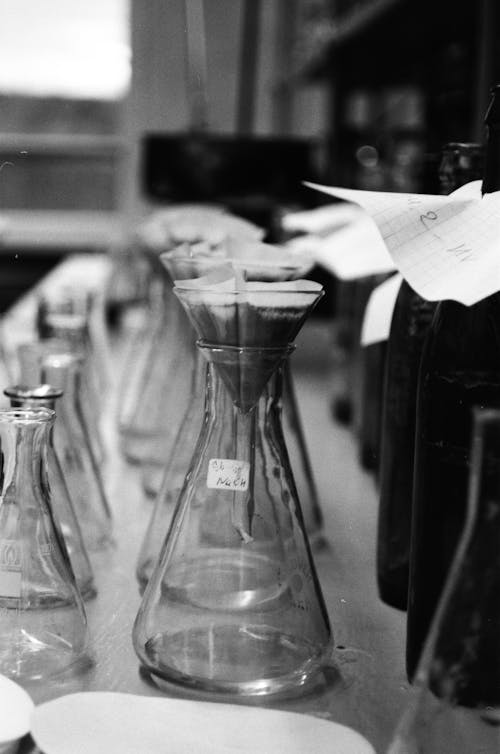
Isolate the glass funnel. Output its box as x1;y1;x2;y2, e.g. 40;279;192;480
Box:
40;353;113;552
118;210;264;466
388;408;500;753
144;246;325;543
4;385;96;600
133;280;332;698
0;408;89;682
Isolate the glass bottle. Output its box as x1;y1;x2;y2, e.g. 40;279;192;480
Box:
137;348;207;588
118;265;195;466
0;407;89;681
377;143;484;611
40;353;113;552
406;85;500;678
133;283;332;697
4;384;96;600
388;408;500;753
36;312;105;465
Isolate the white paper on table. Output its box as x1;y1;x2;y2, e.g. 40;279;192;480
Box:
0;674;34;744
31;692;375;754
304;180;500;305
361;274;403;346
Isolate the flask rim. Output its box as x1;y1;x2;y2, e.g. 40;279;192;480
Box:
0;407;55;425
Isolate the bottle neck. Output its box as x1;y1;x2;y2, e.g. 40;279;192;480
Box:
482;86;500;195
0;420;49;508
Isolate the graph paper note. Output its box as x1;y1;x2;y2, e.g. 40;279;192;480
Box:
304;180;500;305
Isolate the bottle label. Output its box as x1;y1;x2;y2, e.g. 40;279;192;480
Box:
0;540;22;598
207;459;250;492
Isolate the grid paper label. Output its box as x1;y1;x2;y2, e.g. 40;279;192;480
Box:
207;459;250;492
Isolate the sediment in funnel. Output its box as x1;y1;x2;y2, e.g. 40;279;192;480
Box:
175;277;323;410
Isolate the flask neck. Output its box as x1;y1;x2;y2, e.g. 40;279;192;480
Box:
0;412;52;508
198;341;292;413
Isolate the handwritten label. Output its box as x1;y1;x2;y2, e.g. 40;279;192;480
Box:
207;459;250;492
0;540;22;598
304;180;500;305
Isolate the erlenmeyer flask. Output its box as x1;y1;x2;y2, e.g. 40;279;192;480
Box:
0;407;89;681
18;335;105;468
4;385;96;600
39;312;105;463
118;269;195;466
40;353;113;552
388;408;500;753
147;245;325;544
137;347;207;587
133;281;332;697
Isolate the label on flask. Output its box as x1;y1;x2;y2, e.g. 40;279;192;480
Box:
207;459;250;492
0;540;22;598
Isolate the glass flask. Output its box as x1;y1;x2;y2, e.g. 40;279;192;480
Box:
118;211;264;466
118;266;195;466
4;385;95;600
406;85;500;678
36;311;106;465
137;347;207;587
388;408;500;753
143;246;325;535
133;281;332;697
40;353;113;552
0;408;89;682
376;142;484;612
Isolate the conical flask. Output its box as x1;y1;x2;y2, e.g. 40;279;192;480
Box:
388;408;500;753
4;385;96;600
136;347;207;588
0;407;89;681
119;209;264;466
17;336;105;468
145;246;325;540
40;353;113;552
118;266;195;466
133;281;332;697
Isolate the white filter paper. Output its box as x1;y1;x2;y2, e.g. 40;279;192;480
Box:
32;692;375;754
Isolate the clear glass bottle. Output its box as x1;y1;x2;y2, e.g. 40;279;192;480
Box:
133;344;332;696
36;312;106;465
118;266;195;466
0;407;89;681
137;347;207;587
388;408;500;753
377;142;483;611
133;282;332;697
4;384;96;600
406;85;500;677
40;353;113;552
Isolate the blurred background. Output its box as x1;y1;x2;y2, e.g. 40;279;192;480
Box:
0;0;499;311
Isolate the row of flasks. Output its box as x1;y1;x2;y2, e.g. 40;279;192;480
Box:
0;209;334;700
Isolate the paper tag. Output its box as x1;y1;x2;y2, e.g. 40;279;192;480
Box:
361;274;403;345
207;459;250;491
304;180;500;305
0;540;22;598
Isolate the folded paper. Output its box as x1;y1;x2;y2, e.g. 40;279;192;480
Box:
305;180;500;305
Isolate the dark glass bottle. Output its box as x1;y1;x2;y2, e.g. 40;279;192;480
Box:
376;142;484;611
406;85;500;678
